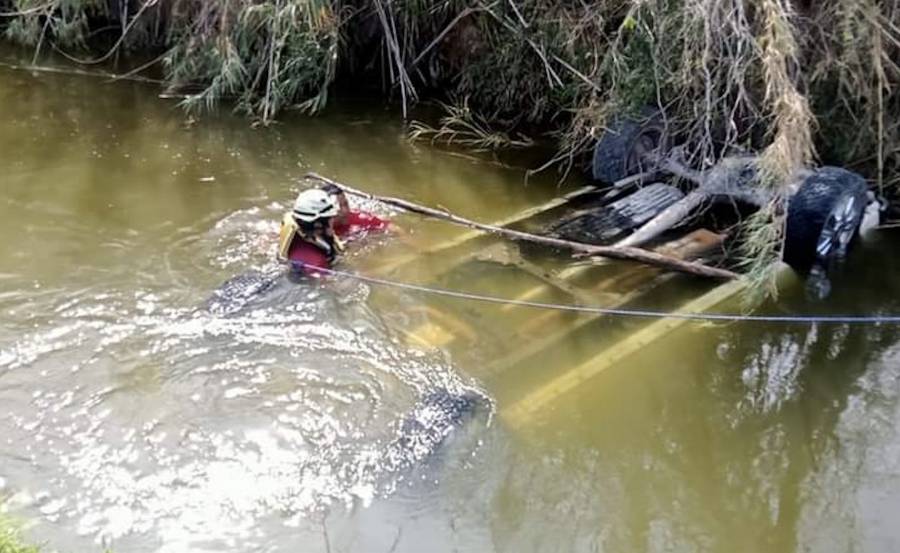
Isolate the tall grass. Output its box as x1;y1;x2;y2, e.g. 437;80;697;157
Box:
0;515;39;553
2;1;896;183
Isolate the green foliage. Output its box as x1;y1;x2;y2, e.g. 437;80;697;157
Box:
606;18;656;114
738;201;785;308
455;32;548;123
3;0;107;49
0;516;40;553
164;0;341;123
408;97;534;150
1;0;897;180
3;15;40;47
2;0;340;123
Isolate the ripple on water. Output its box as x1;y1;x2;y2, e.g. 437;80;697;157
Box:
0;272;489;552
0;191;499;552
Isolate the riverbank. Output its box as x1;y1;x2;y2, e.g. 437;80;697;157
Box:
1;0;898;293
1;1;896;180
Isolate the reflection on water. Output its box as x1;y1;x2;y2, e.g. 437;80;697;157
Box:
1;261;493;551
3;47;900;552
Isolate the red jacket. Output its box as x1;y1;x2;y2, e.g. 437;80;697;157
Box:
288;211;389;275
287;240;331;276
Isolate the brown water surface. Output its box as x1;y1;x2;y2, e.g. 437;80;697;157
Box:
2;50;900;553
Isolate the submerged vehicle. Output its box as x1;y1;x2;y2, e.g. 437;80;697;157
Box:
353;112;883;426
588;109;882;298
203;107;882;435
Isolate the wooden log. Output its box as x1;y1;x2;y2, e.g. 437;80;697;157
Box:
305;172;739;281
614;190;708;248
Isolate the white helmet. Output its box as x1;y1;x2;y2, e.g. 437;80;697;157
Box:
292;189;339;223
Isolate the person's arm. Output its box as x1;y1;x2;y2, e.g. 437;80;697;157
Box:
351;211;390;233
356;212;418;245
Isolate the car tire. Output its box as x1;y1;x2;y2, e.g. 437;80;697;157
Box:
591;107;669;184
783;167;868;274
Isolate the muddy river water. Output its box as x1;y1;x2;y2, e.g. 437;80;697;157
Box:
3;52;900;553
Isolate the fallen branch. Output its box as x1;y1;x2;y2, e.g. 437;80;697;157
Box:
0;60;165;84
306;173;739;281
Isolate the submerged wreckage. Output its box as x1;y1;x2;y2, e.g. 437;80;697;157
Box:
321;109;883;425
315;108;881;298
210;108;884;433
587;110;882;296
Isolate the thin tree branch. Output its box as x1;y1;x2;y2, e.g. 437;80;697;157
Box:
306;172;738;280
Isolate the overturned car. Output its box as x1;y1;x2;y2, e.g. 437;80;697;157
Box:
545;108;883;298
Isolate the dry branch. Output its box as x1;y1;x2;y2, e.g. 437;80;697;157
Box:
0;60;165;83
306;172;738;281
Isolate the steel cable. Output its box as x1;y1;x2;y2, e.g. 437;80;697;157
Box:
291;262;900;325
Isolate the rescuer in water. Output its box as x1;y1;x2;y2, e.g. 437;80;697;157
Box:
276;186;391;275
